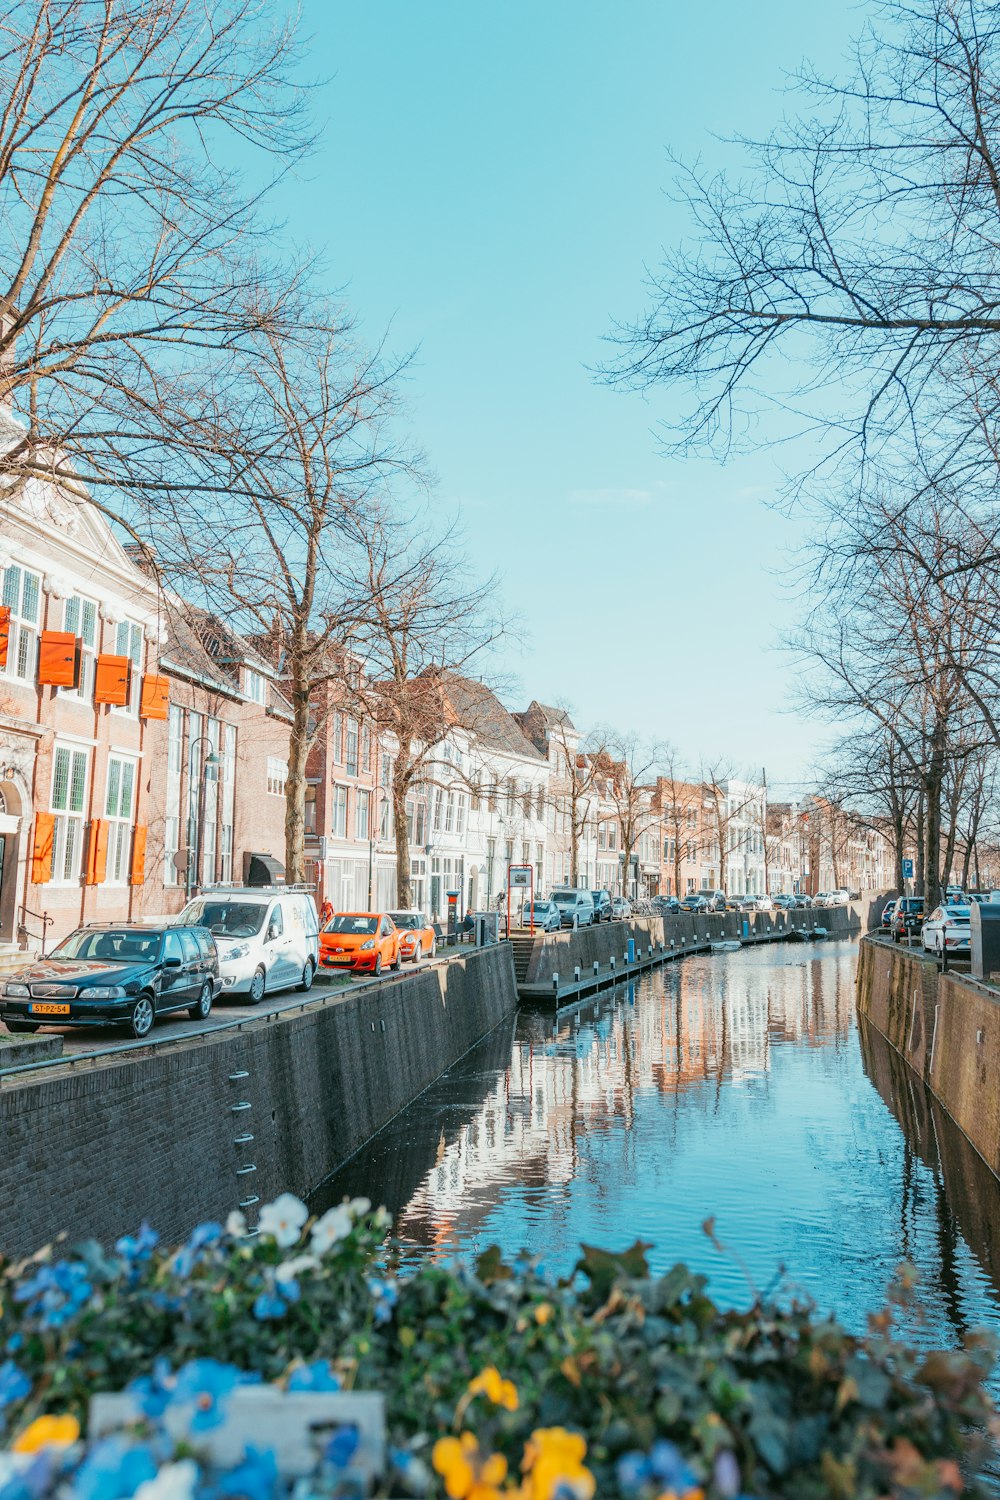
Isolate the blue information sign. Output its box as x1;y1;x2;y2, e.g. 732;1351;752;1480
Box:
901;858;914;878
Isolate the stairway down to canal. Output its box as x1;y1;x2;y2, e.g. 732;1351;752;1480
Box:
316;935;1000;1372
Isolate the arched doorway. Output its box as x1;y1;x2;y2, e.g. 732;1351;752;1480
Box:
0;778;25;946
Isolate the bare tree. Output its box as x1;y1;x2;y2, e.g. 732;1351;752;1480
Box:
346;517;506;907
596;733;662;898
540;711;608;888
655;746;702;897
144;317;411;884
699;759;760;894
0;0;311;519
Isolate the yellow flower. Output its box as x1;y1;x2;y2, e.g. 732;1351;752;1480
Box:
534;1303;553;1326
433;1432;508;1500
467;1365;519;1412
12;1414;81;1453
521;1427;595;1500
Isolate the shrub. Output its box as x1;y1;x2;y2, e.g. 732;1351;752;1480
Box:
0;1196;995;1499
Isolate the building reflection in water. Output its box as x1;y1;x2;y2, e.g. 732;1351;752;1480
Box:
314;940;1000;1349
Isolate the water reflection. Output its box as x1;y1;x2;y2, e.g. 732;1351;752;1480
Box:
314;939;1000;1347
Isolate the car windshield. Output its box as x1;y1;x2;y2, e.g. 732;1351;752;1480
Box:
326;915;378;935
51;929;161;963
184;900;266;939
943;906;971;919
550;893;576;905
389;913;421;929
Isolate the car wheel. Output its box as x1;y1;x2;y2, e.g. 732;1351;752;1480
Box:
189;981;213;1022
391;948;401;971
248;966;266;1004
5;1020;39;1033
297;959;315;993
130;994;155;1040
374;953;383;977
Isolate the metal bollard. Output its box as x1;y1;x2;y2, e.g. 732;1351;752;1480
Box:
552;973;559;992
574;965;581;982
593;960;599;976
610;955;615;970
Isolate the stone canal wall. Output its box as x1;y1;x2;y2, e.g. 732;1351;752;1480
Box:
0;944;517;1260
524;905;858;986
856;937;1000;1178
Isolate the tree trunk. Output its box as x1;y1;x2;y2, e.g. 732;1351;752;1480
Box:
284;690;311;886
570;799;579;887
393;760;412;908
915;791;925;896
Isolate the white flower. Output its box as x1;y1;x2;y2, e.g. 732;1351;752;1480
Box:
374;1206;392;1230
133;1461;198;1500
310;1205;353;1254
225;1210;247;1239
275;1253;319;1284
257;1193;308;1248
347;1196;372;1218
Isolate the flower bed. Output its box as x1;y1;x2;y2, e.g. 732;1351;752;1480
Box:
0;1196;996;1499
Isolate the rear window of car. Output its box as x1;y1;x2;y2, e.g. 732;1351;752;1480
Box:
179;930;200;964
194;929;216;958
899;899;923;911
390;913;421;929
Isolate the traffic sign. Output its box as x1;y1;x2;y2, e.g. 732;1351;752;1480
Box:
901;858;914;878
509;866;532;888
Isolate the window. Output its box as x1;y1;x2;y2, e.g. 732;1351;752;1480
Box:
164;931;184;964
305;784;317;835
332;712;344;765
179;929;200;965
104;754;137;884
536;787;545;821
506;780;516;813
51;744;88;883
361;723;372;773
220;723;236;883
356;789;370;841
331;785;348;838
2;564;41;682
380;793;392;840
456;795;466;837
61;594;98;699
244;668;267;705
346;718;358;776
114;619;144;713
444;793;455;834
267;757;287;796
164;705;183;886
380;752;391;788
432;788;443;832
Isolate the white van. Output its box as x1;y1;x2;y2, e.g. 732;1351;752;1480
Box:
177;888;319;1002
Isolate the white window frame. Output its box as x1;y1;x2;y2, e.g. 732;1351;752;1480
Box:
331;783;348;839
2;563;41;684
355;788;370;841
267;757;288;796
104;753;138;885
111;618;144;716
50;743;90;885
244;667;267;705
60;593;99;702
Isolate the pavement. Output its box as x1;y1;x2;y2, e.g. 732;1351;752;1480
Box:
0;950;448;1063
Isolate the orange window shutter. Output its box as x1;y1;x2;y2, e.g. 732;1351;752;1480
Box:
31;812;55;884
139;673;170;720
0;605;9;670
130;824;148;885
84;818;109;885
94;654;130;706
38;630;79;687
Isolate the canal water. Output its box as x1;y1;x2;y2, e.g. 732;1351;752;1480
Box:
317;938;1000;1352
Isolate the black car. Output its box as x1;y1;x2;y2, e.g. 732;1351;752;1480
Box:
1;923;220;1040
652;895;680;914
891;898;925;942
589;888;613;923
680;894;709;913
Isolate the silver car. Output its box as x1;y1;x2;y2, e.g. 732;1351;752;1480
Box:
178;889;319;1002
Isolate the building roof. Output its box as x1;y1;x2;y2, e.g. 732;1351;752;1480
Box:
440;675;546;763
160;601;292;719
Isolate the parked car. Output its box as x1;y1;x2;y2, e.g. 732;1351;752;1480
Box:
830;889;851;906
771;894;797;909
652;895;680;914
524;900;562;933
549;889;596;927
751;894;773;912
880;899;898;933
680;893;709;913
921;905;972;956
179;888;319;1002
610;897;633;920
388;910;437;962
319;912;401;976
891;897;925;942
589;888;613;923
968;892;992;905
1;922;219;1040
696;890;726;912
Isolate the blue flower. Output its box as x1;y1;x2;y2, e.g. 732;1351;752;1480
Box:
115;1223;159;1266
172;1360;243;1432
324;1424;359;1470
215;1446;277;1500
5;1335;23;1355
71;1438;158;1500
127;1358;175;1420
252;1292;288;1323
616;1452;652;1495
171;1223;223;1279
13;1261;93;1329
649;1440;698;1491
0;1450;56;1500
287;1361;340;1393
366;1277;398;1326
0;1361;31;1411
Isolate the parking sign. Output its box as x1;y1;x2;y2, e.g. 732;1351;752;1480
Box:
901;858;914;878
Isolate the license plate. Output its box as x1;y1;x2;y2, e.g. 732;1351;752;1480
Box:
30;1003;70;1016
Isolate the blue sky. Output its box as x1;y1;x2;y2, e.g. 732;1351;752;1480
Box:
281;0;862;790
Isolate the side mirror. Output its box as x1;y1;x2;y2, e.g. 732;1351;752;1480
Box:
164;956;182;969
266;926;279;943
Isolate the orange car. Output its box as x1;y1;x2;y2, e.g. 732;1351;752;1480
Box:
388;909;437;963
319;912;401;976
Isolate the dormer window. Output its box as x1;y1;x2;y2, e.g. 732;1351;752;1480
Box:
244;667;266;705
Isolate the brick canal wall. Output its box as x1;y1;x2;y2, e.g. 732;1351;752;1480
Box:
0;945;517;1260
856;937;1000;1178
524;904;859;985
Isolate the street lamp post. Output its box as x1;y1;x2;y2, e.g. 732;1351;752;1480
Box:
186;734;221;901
367;788;392;908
